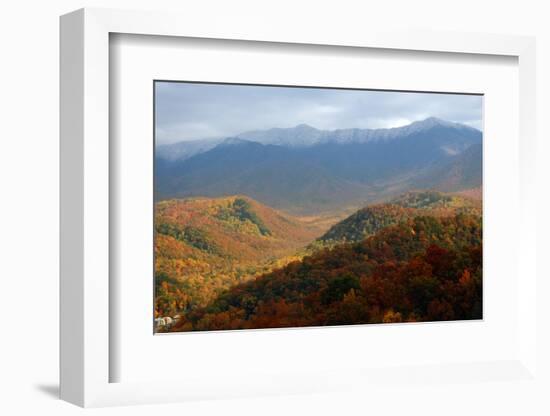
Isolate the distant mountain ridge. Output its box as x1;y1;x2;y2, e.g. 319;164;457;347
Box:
237;117;479;148
156;118;482;214
157;117;480;160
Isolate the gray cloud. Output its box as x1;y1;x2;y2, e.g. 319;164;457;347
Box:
155;81;483;145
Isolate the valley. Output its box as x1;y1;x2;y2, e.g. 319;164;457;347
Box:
155;190;482;331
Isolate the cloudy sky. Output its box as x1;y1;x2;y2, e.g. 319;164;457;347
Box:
155;81;483;145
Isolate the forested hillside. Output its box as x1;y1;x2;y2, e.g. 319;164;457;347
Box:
318;191;480;244
154;196;325;317
170;214;482;331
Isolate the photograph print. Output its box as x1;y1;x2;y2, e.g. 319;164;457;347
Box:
154;82;483;333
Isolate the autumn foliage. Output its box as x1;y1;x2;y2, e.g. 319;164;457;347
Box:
164;209;482;332
154;196;324;318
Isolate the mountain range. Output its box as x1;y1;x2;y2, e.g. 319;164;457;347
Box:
155;117;482;214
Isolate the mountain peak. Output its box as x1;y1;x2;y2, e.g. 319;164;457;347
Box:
237;123;323;147
424;116;444;122
294;123;317;130
219;137;255;146
410;117;476;131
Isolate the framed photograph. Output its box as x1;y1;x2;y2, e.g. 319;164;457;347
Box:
153;81;484;334
60;8;538;408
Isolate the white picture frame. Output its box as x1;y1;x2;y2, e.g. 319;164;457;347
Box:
60;7;538;408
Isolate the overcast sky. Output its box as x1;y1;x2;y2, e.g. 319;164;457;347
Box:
155;81;483;145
